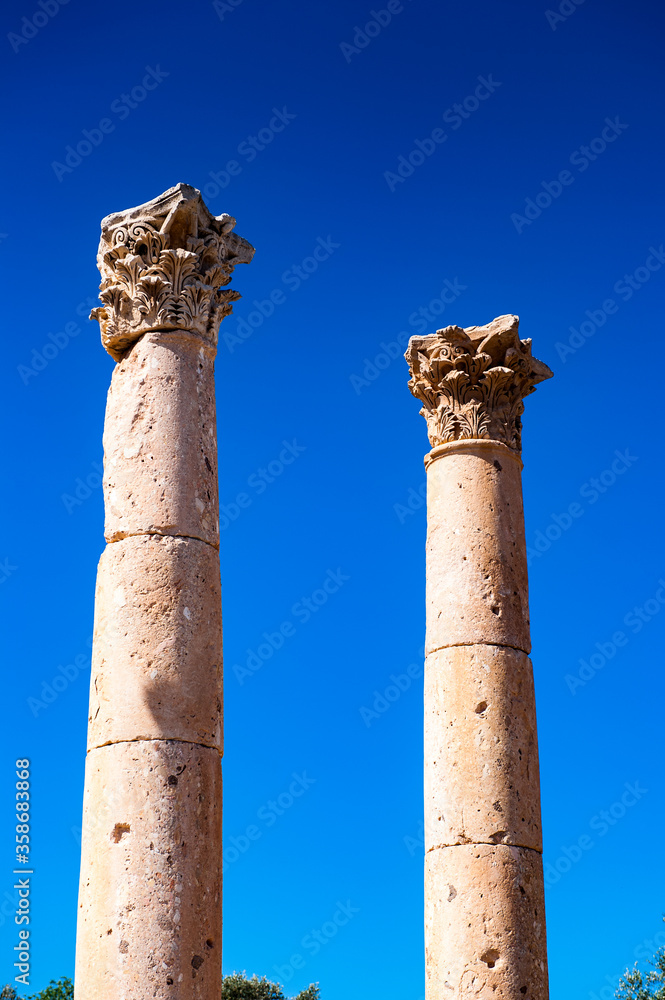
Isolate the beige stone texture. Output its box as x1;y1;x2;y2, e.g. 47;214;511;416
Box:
88;533;222;752
425;844;548;1000
424;644;541;851
103;331;220;546
426;441;531;654
75;740;222;1000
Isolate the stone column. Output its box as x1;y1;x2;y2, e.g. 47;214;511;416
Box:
405;315;553;1000
75;184;254;1000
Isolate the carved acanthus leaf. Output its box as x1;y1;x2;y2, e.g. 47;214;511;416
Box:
405;315;552;453
91;183;254;360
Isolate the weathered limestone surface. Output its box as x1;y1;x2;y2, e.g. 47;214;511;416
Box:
88;533;223;751
75;185;253;1000
425;844;548;1000
424;644;541;851
103;331;220;546
425;441;530;654
406;315;552;1000
77;741;222;1000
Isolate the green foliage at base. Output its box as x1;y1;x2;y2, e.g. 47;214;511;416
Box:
0;980;73;1000
2;973;317;1000
617;920;665;999
27;981;74;1000
221;972;320;1000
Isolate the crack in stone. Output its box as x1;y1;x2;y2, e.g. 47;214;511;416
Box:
106;530;220;552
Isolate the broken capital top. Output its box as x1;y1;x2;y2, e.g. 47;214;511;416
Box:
405;314;553;453
90;183;255;360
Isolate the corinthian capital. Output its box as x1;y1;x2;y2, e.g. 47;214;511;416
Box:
405;315;553;453
90;183;255;360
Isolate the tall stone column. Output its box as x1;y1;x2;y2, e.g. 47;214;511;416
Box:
75;184;254;1000
405;315;553;1000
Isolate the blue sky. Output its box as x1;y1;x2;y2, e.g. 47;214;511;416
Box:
1;0;664;997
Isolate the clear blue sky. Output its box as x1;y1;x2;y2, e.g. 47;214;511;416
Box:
1;0;664;997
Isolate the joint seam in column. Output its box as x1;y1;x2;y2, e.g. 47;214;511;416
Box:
87;736;222;757
126;326;217;346
426;842;543;857
115;329;218;363
105;530;220;552
426;640;530;656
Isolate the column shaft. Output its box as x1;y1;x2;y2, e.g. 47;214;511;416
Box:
424;443;546;1000
76;332;223;1000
